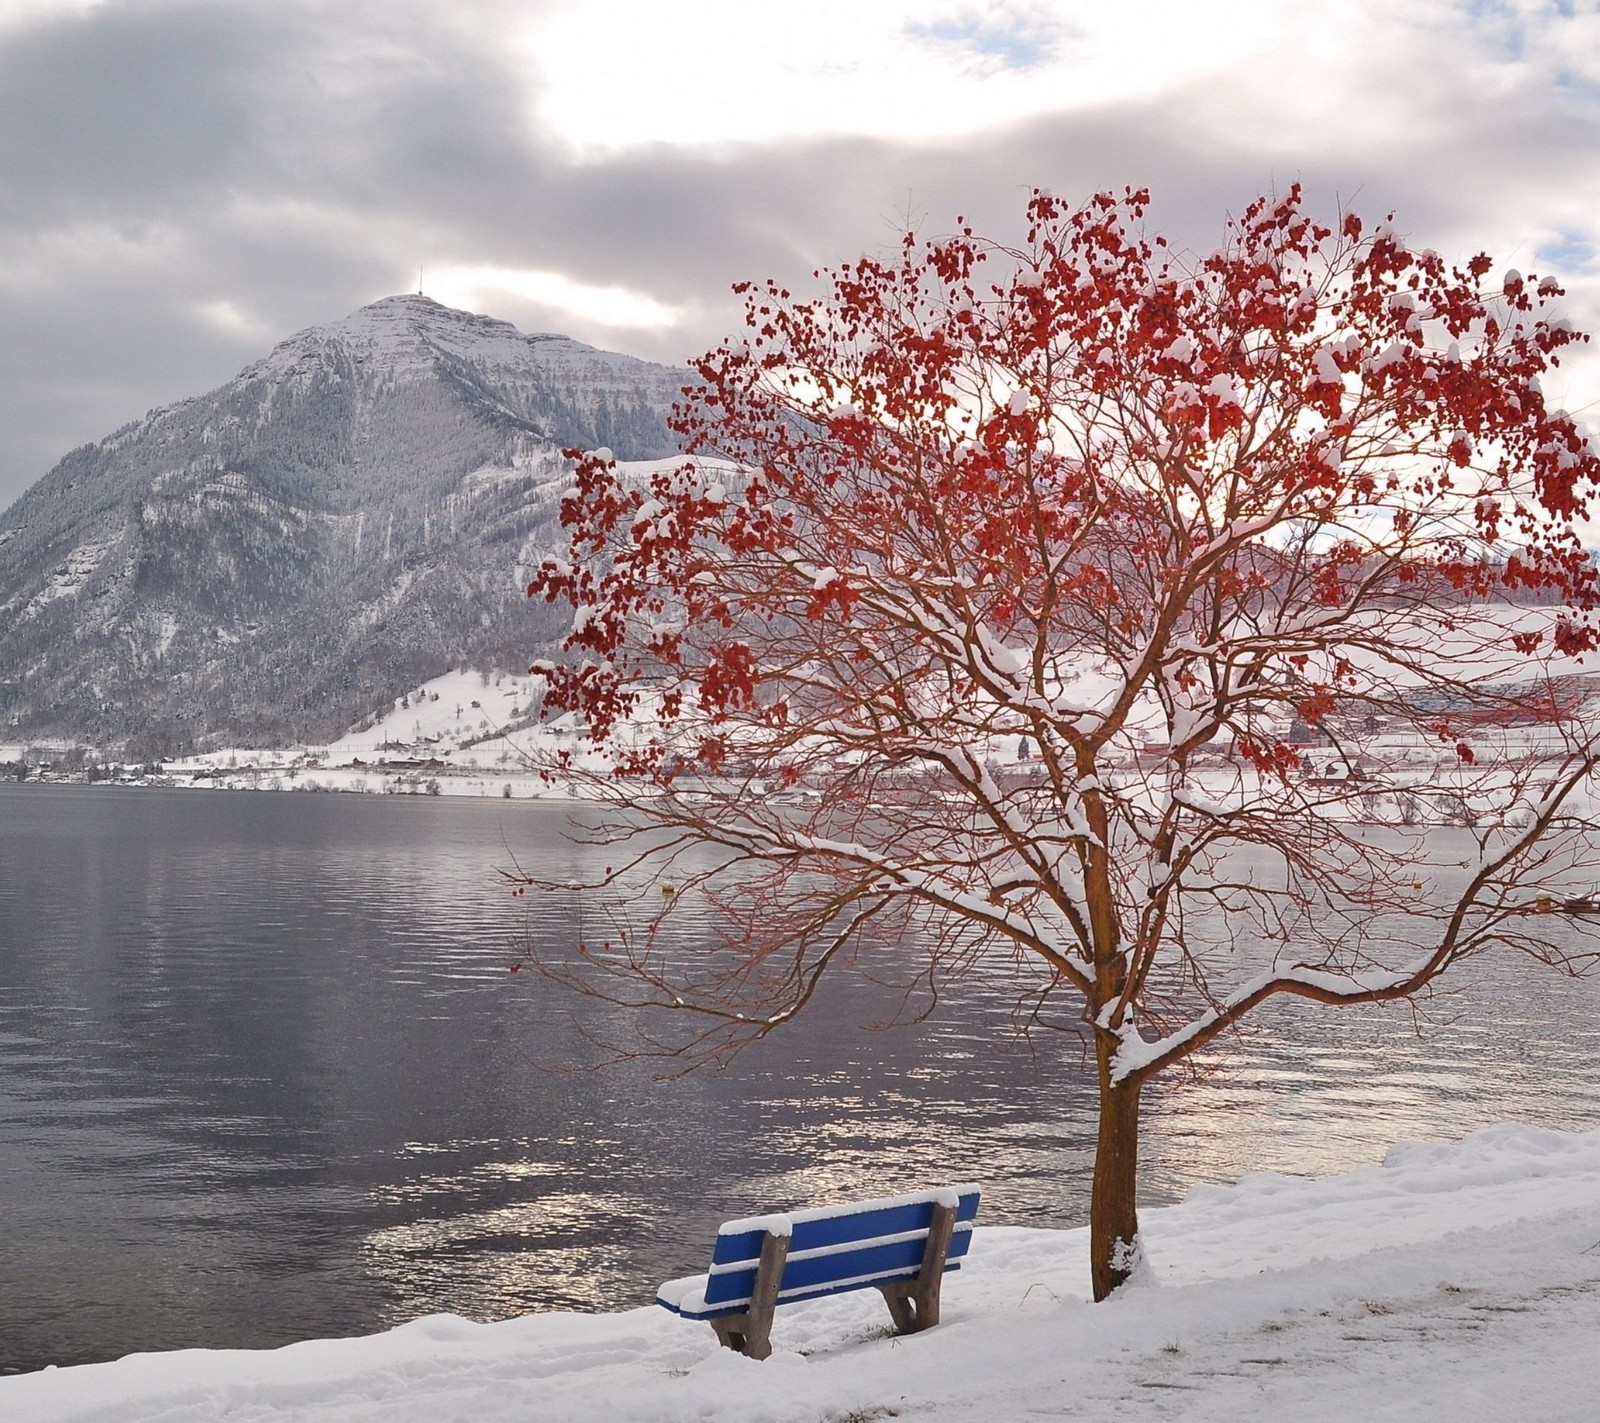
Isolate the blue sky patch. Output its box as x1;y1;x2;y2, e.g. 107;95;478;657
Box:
1538;231;1597;274
906;10;1060;71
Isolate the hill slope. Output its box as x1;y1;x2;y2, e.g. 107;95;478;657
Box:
0;296;683;754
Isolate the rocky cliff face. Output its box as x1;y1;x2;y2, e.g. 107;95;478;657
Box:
0;295;684;754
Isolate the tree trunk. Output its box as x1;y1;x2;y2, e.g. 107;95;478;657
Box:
1089;1038;1143;1302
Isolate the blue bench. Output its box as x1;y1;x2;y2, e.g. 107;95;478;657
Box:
655;1184;982;1359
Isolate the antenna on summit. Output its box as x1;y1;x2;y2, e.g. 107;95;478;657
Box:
417;265;424;296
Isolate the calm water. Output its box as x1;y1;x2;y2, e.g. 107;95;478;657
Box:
2;784;1598;1373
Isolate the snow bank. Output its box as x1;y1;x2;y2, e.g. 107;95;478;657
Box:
7;1123;1600;1422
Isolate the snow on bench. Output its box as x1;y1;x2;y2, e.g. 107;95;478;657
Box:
656;1184;982;1358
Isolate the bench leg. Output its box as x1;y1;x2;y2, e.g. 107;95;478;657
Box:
707;1229;789;1360
877;1201;956;1334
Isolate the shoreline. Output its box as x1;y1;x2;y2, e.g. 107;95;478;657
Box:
5;1122;1598;1423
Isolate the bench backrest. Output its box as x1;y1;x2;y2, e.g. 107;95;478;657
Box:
700;1185;980;1313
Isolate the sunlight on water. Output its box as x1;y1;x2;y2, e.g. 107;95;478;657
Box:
2;785;1598;1373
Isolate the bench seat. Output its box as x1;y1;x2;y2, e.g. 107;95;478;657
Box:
657;1184;981;1356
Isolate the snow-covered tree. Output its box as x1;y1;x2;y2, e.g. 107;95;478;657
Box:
521;186;1600;1299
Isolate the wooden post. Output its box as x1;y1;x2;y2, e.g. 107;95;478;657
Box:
877;1201;956;1333
743;1229;788;1360
708;1229;789;1359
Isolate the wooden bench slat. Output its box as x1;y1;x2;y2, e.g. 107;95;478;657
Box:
710;1216;979;1280
706;1188;980;1274
700;1229;973;1311
660;1251;972;1320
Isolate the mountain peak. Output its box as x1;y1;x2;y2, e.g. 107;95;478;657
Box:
0;291;684;754
343;292;529;340
246;293;641;390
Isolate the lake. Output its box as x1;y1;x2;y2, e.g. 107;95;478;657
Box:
2;783;1598;1373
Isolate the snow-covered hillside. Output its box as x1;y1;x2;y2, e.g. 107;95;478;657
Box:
0;296;683;756
7;1122;1598;1422
156;665;575;796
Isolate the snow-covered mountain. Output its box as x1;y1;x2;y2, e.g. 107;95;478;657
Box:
0;295;684;755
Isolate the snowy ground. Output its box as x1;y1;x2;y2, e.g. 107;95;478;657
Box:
8;1122;1599;1423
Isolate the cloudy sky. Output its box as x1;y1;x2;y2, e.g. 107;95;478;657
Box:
1;0;1598;511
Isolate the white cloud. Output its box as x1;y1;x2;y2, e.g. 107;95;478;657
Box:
511;0;1600;173
3;0;1600;511
0;219;189;297
517;0;1307;153
191;298;278;344
423;265;684;330
0;0;108;30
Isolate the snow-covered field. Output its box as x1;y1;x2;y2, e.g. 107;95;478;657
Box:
8;1123;1598;1423
150;669;570;799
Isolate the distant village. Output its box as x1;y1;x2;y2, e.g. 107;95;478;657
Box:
9;666;1600;826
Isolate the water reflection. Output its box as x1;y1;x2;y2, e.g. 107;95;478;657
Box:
1;785;1598;1373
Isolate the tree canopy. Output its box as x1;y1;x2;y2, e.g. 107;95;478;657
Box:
521;185;1600;1299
